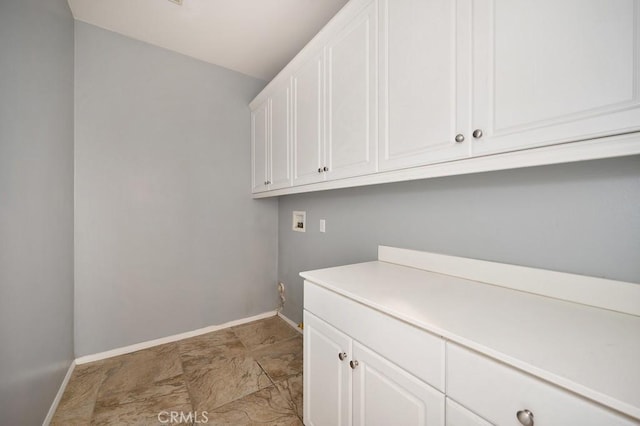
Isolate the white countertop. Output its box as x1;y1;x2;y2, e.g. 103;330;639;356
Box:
301;260;640;420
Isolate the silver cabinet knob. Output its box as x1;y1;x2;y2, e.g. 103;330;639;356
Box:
516;409;534;426
265;180;271;185
455;134;465;143
323;166;329;172
349;360;359;369
318;167;323;173
338;352;347;361
472;129;483;139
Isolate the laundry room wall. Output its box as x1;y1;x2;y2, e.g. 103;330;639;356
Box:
0;0;75;423
74;22;278;356
278;156;640;323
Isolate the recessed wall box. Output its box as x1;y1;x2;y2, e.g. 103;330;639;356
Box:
292;211;306;232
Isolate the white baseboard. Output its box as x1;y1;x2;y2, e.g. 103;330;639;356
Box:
42;360;76;426
75;310;278;365
277;311;303;334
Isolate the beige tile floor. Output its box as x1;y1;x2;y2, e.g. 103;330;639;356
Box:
51;316;303;425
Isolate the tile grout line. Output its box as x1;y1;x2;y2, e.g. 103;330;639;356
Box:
175;343;197;420
232;318;303;421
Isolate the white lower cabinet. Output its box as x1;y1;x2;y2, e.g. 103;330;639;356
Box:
304;310;445;426
447;343;638;426
445;398;491;426
302;252;640;425
352;341;445;426
304;278;640;426
304;310;352;426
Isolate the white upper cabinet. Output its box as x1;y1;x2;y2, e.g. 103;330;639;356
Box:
292;0;377;185
251;83;292;193
378;0;470;171
250;0;640;197
471;0;640;156
325;0;378;180
251;100;269;193
269;82;292;190
293;53;325;186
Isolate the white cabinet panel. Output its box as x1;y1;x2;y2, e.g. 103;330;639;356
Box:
293;54;325;186
304;311;352;426
326;0;377;180
252;0;640;197
251;100;268;193
445;398;492;426
251;83;292;193
302;253;640;423
270;82;292;190
352;342;445;426
305;280;445;391
378;0;470;171
447;343;637;426
472;0;640;155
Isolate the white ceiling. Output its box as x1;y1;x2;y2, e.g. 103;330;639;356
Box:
67;0;349;81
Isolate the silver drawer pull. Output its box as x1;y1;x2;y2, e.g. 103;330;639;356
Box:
350;360;359;369
338;352;347;361
516;409;534;426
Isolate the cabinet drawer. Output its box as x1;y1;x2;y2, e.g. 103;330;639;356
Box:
305;280;445;391
446;343;637;426
445;398;491;426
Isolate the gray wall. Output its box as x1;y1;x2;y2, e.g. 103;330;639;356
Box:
0;0;75;424
74;22;277;356
279;156;640;323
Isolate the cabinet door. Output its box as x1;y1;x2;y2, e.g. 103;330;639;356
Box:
325;0;378;180
293;54;325;186
304;311;352;426
378;0;470;172
445;398;492;426
251;100;269;193
352;342;445;426
472;0;640;156
269;81;292;190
